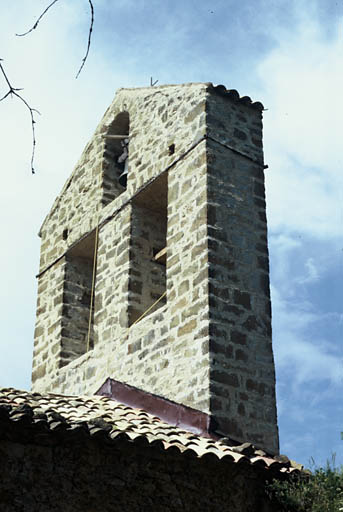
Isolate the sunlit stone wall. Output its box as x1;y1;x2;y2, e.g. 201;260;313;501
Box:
32;83;279;454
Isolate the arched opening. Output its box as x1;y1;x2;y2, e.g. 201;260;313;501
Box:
102;111;130;205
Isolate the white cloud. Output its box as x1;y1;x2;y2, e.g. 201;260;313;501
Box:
297;257;319;285
253;9;343;423
255;13;343;239
269;233;301;289
277;335;342;387
272;285;342;386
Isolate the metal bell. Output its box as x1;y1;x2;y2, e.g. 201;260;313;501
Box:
118;138;129;188
119;165;128;188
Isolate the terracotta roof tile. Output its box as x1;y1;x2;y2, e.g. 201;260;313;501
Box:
0;388;299;474
208;83;265;110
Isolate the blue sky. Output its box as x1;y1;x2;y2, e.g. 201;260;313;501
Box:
0;0;342;468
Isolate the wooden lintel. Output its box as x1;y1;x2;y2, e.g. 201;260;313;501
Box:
154;247;167;264
102;135;130;139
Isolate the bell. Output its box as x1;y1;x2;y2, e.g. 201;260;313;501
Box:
117;138;129;188
119;166;128;188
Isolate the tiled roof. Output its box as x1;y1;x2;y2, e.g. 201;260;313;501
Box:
0;388;300;473
208;83;265;110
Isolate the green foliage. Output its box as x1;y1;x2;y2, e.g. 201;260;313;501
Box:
266;457;343;512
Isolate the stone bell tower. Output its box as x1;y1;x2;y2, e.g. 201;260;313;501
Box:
32;82;279;454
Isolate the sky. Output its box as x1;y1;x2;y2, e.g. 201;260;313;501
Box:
0;0;342;468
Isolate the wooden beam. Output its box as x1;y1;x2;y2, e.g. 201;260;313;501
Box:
102;135;129;139
154;247;167;265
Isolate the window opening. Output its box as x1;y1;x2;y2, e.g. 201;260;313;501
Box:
60;232;96;367
102;112;130;206
129;173;168;326
117;137;129;187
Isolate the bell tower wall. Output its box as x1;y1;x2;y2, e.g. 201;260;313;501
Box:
32;83;278;454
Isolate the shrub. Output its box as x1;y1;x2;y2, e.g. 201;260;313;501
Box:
266;457;343;511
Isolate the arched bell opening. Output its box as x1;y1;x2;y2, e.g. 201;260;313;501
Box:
102;111;130;206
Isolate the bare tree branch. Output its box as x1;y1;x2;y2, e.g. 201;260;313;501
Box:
75;0;94;79
2;0;95;173
16;0;60;37
0;60;40;174
16;0;94;79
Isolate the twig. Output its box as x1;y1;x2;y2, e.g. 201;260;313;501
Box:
16;0;94;79
150;77;159;86
75;0;94;79
0;60;40;174
16;0;60;37
2;0;95;172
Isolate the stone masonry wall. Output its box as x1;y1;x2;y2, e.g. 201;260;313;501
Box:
32;83;279;454
0;436;275;512
33;83;211;409
32;259;66;384
34;142;211;415
205;93;278;454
